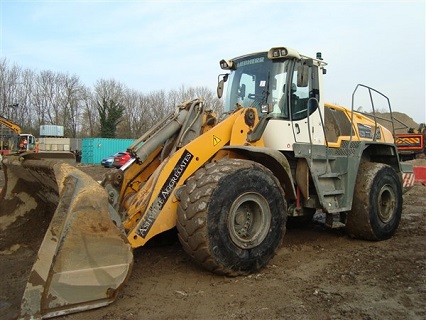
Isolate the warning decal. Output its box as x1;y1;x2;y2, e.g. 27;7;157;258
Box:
213;135;221;146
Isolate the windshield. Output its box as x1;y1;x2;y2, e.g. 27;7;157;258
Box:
224;53;292;118
223;53;318;121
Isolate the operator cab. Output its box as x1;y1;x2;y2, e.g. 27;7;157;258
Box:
218;47;327;150
19;134;37;152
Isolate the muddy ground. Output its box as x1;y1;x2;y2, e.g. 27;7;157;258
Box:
0;164;425;320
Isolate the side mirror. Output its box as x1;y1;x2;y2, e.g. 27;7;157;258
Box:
217;74;229;99
308;97;319;111
217;79;224;99
261;103;273;114
297;64;309;87
238;84;246;99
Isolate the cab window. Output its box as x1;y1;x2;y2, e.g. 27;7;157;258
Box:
290;61;319;121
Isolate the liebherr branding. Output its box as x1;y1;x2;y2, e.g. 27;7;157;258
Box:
137;150;194;238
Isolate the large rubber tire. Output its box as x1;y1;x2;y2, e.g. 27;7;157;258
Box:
346;162;402;241
177;158;287;276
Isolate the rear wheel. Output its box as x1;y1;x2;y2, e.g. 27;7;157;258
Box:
177;158;287;276
346;162;402;240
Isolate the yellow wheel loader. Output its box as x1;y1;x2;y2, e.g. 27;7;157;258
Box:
0;47;414;319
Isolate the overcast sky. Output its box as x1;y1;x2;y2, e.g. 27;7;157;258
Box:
1;0;425;123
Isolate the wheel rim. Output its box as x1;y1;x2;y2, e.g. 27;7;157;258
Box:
377;185;396;223
228;192;271;249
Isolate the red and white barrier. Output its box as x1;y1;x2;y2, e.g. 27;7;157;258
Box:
413;166;426;184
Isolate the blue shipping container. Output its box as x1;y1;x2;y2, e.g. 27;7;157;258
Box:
81;138;135;165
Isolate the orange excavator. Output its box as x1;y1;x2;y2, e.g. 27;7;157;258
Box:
0;115;37;154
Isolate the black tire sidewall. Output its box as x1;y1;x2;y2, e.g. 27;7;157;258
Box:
206;164;286;273
368;166;402;240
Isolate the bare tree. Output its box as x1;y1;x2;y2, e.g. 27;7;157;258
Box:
117;88;146;138
15;68;36;133
146;89;171;124
1;59;223;139
33;70;58;126
0;59;22;121
170;85;223;116
80;87;98;138
94;79;125;105
60;74;85;137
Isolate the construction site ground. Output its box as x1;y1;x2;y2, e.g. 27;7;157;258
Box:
0;161;425;320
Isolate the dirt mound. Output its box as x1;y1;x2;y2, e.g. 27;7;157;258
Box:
372;111;420;134
408;158;426;166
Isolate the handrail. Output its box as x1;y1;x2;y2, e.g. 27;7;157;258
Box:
350;84;395;143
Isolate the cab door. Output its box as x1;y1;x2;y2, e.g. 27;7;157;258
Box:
263;60;325;151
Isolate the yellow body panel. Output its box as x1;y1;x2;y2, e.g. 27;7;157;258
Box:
124;108;263;247
324;103;394;148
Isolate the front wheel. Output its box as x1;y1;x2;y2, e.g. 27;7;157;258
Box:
346;162;402;240
177;159;287;276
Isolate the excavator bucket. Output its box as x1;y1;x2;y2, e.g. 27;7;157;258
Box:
0;153;133;319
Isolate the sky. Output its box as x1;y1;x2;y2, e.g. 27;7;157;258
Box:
1;0;425;123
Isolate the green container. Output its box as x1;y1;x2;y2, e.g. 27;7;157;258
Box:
81;138;135;165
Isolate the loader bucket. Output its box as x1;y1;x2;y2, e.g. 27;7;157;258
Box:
0;153;133;319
